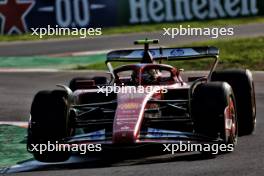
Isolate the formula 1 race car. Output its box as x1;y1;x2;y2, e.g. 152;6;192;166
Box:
27;39;256;162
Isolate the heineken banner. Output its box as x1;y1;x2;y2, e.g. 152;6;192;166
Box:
0;0;263;34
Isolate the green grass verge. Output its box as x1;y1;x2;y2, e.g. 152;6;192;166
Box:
0;54;105;69
0;16;264;42
0;125;31;167
76;37;264;71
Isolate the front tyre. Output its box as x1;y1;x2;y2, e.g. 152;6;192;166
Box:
192;82;238;154
27;90;71;162
211;69;256;136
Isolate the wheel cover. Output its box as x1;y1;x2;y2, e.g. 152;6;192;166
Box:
224;97;237;143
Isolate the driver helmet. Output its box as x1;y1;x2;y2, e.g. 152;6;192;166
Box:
142;69;159;84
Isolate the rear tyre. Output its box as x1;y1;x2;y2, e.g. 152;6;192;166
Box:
27;90;71;162
69;76;108;91
211;69;256;136
192;82;238;154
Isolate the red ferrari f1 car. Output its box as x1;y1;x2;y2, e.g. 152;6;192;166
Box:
27;39;256;162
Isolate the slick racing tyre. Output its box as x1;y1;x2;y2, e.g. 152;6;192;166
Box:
69;76;108;91
27;90;71;162
211;69;256;136
192;82;238;154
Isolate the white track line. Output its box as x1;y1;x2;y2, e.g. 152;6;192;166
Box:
0;121;28;128
72;49;110;56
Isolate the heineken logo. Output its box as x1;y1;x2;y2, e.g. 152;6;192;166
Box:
129;0;259;23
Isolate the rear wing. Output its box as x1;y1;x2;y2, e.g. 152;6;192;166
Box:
106;46;219;63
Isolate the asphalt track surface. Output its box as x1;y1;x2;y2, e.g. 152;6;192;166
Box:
0;71;263;176
0;23;264;56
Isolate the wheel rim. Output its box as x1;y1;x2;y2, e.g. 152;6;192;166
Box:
224;96;238;144
252;83;256;125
